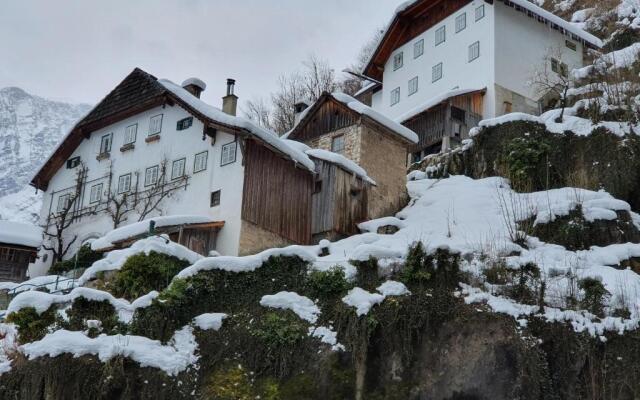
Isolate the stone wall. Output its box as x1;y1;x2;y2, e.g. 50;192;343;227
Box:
238;220;295;256
359;126;409;219
494;83;540;116
307;125;363;164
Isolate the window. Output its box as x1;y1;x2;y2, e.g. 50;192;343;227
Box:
171;158;186;180
559;63;569;78
469;41;480;62
145;165;159;186
66;156;80;169
57;194;71;213
432;62;443;82
390;87;401;106
210;190;221;207
194;151;208;173
408;76;419;96
89;183;102;204
331;135;345;154
551;58;568;78
100;133;112;154
149;114;163;136
117;174;132;194
456;13;467;33
566;40;577;51
124;124;137;145
393;52;404;70
414;39;424;58
475;5;485;21
435;26;446;46
221;142;237;166
177;117;193;131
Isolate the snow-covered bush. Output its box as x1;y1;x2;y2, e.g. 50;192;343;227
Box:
50;244;103;275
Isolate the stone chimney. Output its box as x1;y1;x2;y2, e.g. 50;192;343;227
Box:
181;77;206;99
293;99;310;125
222;79;238;116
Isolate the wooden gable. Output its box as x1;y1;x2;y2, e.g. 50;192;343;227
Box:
364;0;473;81
287;94;360;143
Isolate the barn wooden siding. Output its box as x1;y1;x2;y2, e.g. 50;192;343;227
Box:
311;159;368;239
242;141;313;244
0;245;36;283
294;100;359;142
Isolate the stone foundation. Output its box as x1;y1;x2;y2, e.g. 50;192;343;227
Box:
238;220;295;256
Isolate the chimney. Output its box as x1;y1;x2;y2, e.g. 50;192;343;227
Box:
181;77;207;99
294;99;311;125
222;79;238;116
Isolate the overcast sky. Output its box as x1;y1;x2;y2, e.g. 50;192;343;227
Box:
0;0;399;109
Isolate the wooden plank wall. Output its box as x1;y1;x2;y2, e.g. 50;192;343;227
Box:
242;141;313;244
295;100;358;142
403;104;447;150
312;159;368;237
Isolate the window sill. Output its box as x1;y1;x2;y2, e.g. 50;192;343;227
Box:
145;135;161;143
120;143;135;152
96;152;110;161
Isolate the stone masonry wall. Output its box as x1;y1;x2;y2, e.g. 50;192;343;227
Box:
238;219;295;256
307;125;362;164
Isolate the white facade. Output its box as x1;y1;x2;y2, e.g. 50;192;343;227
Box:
371;0;587;121
32;102;245;277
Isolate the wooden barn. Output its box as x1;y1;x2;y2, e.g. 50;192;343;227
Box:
0;221;41;283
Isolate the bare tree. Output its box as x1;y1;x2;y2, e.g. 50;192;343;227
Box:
270;71;308;134
135;160;187;221
341;28;385;95
302;54;337;100
42;165;86;263
531;47;573;123
105;174;137;229
243;96;273;130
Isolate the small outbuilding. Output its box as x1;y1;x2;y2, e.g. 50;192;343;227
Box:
0;221;42;282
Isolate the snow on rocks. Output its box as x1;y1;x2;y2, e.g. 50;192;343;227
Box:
358;217;406;234
91;215;215;251
193;313;227;331
376;280;410;297
79;236;202;286
20;325;199;376
7;287;159;324
308;326;345;351
0;220;41;248
260;292;320;323
176;245;316;279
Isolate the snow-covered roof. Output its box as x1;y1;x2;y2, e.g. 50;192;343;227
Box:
353;81;380;98
91;215;217;251
159;79;316;171
395;88;485;123
0;220;41;248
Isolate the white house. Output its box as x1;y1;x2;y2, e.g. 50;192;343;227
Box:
29;68;323;276
358;0;603;160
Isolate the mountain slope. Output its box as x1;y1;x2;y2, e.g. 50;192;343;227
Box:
0;87;91;222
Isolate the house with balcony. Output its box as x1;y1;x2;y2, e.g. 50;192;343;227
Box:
356;0;603;161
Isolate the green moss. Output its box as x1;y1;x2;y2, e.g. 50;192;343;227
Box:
250;311;308;348
50;244;103;275
7;306;57;343
502;135;553;190
64;298;126;335
203;364;256;400
111;251;190;300
306;266;353;304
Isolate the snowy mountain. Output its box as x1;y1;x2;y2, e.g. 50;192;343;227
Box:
0;87;91;223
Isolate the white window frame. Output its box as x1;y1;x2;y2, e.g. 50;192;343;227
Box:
475;5;485;21
100;133;112;154
331;135;345;154
117;173;132;194
408;76;419;96
456;13;467;33
89;183;103;204
414;39;424;58
390;87;400;106
393;52;404;70
149;114;163;136
221;142;237;166
57;194;71;213
171;158;186;180
144;165;159;187
432;62;443;82
435;26;446;46
124;124;137;145
194;151;208;173
469;41;480;62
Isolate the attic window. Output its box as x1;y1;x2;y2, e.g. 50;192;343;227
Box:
149;114;163;136
99;133;113;155
124;124;137;145
393;52;404;70
177;117;193;131
66;157;81;169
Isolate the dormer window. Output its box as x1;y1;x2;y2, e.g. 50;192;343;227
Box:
393;52;404;70
66;156;81;169
149;114;163;136
435;26;446;46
